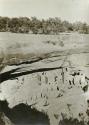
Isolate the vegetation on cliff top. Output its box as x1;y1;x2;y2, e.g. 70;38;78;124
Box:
0;16;89;34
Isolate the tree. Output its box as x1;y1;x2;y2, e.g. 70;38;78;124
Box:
0;17;10;32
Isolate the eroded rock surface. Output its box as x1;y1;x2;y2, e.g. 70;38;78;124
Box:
0;66;89;125
0;33;89;125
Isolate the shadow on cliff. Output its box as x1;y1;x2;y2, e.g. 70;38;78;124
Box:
0;100;50;125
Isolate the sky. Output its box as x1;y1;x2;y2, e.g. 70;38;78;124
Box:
0;0;89;23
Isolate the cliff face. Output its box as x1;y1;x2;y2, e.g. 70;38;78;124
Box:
0;33;89;125
0;65;89;125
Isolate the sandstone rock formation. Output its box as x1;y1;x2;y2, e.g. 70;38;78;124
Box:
0;33;89;125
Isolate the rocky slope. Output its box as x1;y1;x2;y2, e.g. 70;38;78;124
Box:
0;32;89;125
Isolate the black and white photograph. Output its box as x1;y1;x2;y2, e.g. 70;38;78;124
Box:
0;0;89;125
